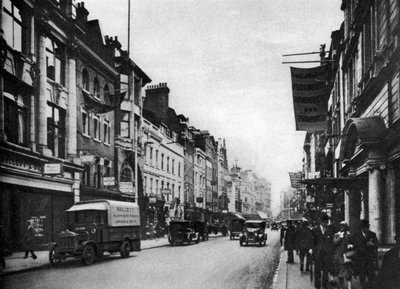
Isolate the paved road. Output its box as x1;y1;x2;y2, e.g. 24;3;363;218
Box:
1;231;281;289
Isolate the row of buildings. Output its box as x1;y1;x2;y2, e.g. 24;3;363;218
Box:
291;0;399;245
0;0;271;249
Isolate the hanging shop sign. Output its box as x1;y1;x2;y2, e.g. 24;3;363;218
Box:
81;155;95;163
43;163;63;175
149;197;157;204
103;176;115;186
290;65;332;133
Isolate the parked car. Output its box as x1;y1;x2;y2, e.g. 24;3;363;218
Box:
168;220;199;246
192;221;209;241
229;218;246;240
271;222;279;231
49;199;141;266
239;220;267;247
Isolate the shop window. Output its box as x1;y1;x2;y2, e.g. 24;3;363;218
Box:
46;102;65;158
82;69;89;91
120;111;130;138
103;120;110;144
82;108;89;136
93;77;100;100
93;115;100;140
3;0;22;52
4;93;27;147
46;38;65;86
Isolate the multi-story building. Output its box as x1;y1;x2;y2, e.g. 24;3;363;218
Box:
193;144;207;219
0;0;152;248
225;165;242;213
294;1;400;245
141;116;184;230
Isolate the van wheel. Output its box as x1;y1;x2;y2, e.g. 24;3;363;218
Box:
82;245;96;266
49;245;61;267
120;240;131;258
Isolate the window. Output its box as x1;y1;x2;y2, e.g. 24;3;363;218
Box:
82;164;91;186
161;154;164;170
156;180;159;195
46;103;65;158
93;163;102;188
144;176;147;195
104;84;111;105
120;74;129;100
167;156;170;172
4;93;27;146
172;159;175;174
82;69;89;91
46;38;65;86
93;77;100;99
82;109;89;136
150;178;153;194
3;0;22;52
178;162;181;177
172;184;175;199
155;150;159;168
150;147;153;166
103;120;110;144
120;165;133;182
93;115;100;140
120;111;130;138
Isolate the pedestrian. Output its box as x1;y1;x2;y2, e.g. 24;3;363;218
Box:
0;219;6;271
311;214;334;289
375;234;400;289
296;220;313;272
280;222;286;247
284;220;296;263
24;219;37;259
332;221;353;289
352;219;378;289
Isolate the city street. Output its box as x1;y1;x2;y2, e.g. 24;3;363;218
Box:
1;232;281;289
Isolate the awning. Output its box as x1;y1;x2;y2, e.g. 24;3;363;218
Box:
257;211;268;219
301;177;367;189
66;202;108;212
82;89;126;114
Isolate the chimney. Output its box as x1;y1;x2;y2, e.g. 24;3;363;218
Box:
76;2;89;24
144;83;170;122
60;0;73;17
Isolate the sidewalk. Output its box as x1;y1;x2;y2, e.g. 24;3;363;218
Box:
272;249;314;289
272;249;363;289
0;233;224;276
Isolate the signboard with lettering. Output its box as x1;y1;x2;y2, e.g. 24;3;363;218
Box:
81;155;95;163
109;204;140;226
103;177;115;186
160;189;171;195
119;182;135;195
43;163;62;175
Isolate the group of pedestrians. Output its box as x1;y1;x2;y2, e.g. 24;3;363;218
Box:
281;215;399;289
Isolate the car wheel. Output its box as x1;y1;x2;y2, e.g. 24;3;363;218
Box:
239;240;244;247
120;240;131;258
49;245;61;267
82;245;96;266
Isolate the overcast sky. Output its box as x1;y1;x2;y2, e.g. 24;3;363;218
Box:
83;0;343;212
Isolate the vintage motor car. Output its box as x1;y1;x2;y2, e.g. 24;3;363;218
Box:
271;222;279;231
49;199;141;266
192;221;209;241
239;220;267;247
229;218;246;240
168;220;199;246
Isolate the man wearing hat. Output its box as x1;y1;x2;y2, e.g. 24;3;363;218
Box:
311;214;334;289
352;219;378;289
24;219;37;259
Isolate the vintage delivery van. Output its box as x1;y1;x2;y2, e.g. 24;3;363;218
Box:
49;199;141;266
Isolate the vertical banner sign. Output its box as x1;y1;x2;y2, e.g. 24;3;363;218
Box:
289;172;304;189
290;66;331;132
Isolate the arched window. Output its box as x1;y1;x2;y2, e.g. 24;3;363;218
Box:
93;77;100;99
82;69;89;91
